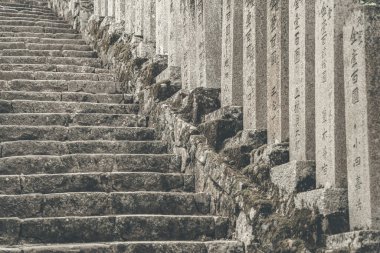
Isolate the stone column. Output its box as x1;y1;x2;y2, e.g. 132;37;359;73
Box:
115;0;125;23
181;0;197;90
125;0;135;34
155;0;169;55
168;0;182;67
221;0;244;107
100;0;108;16
315;0;353;188
243;0;267;130
137;0;156;58
344;4;380;231
108;0;115;17
195;0;222;89
266;0;289;144
94;0;101;16
134;0;143;36
289;0;315;161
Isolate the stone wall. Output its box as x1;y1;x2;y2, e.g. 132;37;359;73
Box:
48;0;380;252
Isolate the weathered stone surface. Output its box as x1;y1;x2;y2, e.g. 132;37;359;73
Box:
343;5;380;231
221;0;244;107
315;0;353;188
108;0;115;17
195;0;222;89
124;0;134;34
134;0;143;36
100;0;108;17
289;0;315;161
155;0;168;55
167;0;181;68
243;0;267;130
266;0;289;144
115;0;125;23
326;231;380;252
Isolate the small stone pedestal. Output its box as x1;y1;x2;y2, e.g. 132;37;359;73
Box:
326;230;380;252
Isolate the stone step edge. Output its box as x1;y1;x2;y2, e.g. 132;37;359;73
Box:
0;125;149;130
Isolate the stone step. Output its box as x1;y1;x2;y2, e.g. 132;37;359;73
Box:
0;42;91;51
0;64;106;73
0;0;48;6
0;192;210;218
0;20;70;28
0;56;100;67
0;71;114;82
0;125;155;142
0;113;145;127
0;16;65;23
0;241;244;253
0;2;50;11
0;215;229;244
0;140;167;157
0;11;56;20
0;91;128;104
0;100;139;114
0;154;181;175
0;172;194;194
0;9;54;17
0;25;75;34
0;80;122;94
0;37;86;44
0;49;97;58
0;32;82;39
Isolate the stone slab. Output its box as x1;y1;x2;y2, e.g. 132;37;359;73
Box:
343;5;380;231
270;160;315;194
195;0;222;89
315;0;354;188
243;0;267;130
294;188;348;215
289;0;315;161
326;230;380;252
266;0;289;144
221;0;244;107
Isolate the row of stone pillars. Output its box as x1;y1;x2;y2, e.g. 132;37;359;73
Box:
93;0;380;239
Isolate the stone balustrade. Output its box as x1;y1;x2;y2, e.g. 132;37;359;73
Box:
93;0;380;251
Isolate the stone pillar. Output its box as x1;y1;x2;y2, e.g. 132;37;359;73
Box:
125;0;135;34
289;0;315;161
100;0;108;16
155;0;169;55
195;0;222;89
221;0;244;107
94;0;101;16
137;0;156;58
344;4;380;231
108;0;115;17
181;0;197;90
168;0;182;67
134;0;143;36
315;0;353;188
243;0;267;130
115;0;125;23
266;0;289;144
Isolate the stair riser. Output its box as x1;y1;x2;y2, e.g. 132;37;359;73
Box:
0;126;154;142
0;216;228;244
0;154;181;175
0;38;85;44
0;50;97;58
0;26;74;34
0;193;210;218
0;113;144;127
0;141;166;157
0;100;139;114
1;80;122;93
0;71;114;82
0;2;49;9
0;173;194;195
0;32;82;39
0;43;91;51
0;57;100;67
0;21;70;28
0;12;57;20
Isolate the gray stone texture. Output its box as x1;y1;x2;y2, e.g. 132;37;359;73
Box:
266;0;289;144
315;0;353;188
326;230;380;252
195;0;222;88
143;0;156;43
344;4;380;231
115;0;126;23
155;0;169;55
100;0;108;17
108;0;115;17
289;0;315;161
134;0;143;36
94;0;101;16
124;0;134;34
168;0;182;67
221;0;244;107
243;0;267;130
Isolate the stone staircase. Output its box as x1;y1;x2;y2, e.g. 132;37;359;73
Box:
0;1;243;252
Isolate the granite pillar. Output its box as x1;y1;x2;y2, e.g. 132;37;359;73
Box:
195;0;222;89
155;0;169;55
115;0;125;23
315;0;353;188
137;0;156;58
108;0;115;17
243;0;267;130
134;0;143;36
125;0;135;34
344;4;380;231
266;0;289;144
94;0;101;16
289;0;315;161
221;0;244;107
168;0;182;67
100;0;108;16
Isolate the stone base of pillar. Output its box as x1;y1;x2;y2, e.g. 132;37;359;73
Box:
155;66;181;84
326;230;380;253
270;160;316;195
136;42;155;59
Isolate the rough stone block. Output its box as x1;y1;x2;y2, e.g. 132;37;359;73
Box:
0;218;20;245
326;230;380;252
270;160;315;194
155;66;181;84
